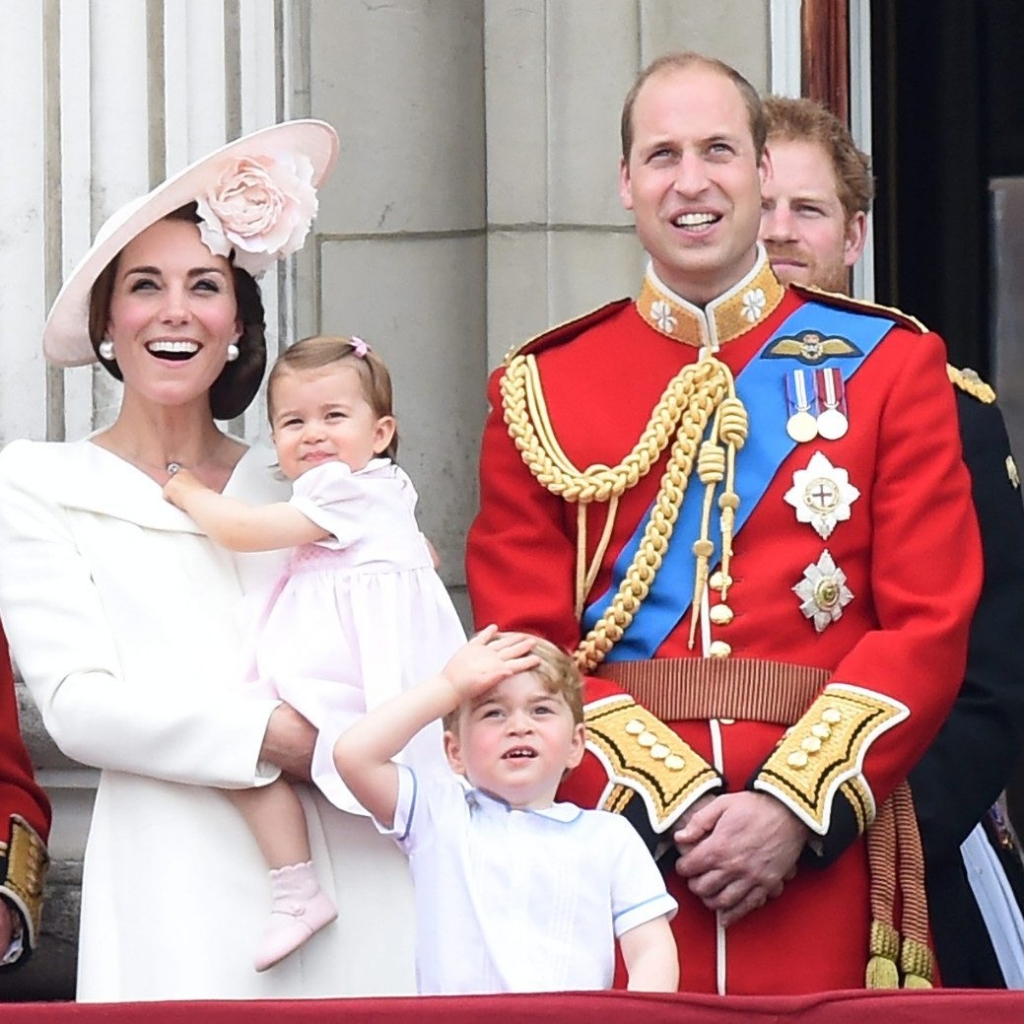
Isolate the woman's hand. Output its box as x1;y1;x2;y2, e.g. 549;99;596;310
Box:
260;703;317;782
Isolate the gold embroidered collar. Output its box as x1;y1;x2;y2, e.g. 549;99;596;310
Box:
636;245;785;350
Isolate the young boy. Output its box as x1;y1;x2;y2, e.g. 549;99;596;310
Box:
334;626;678;994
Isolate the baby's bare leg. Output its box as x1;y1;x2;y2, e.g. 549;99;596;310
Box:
228;779;311;868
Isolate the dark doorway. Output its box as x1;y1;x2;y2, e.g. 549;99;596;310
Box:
870;0;1024;374
871;0;1024;834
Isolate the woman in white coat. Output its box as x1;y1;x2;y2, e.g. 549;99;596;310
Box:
0;122;416;1001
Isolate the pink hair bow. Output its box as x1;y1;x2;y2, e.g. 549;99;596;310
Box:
351;336;370;358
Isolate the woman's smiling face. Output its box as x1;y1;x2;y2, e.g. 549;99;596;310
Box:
105;217;241;410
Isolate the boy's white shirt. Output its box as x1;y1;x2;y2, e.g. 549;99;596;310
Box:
377;764;676;994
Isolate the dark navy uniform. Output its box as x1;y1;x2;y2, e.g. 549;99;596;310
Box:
911;376;1024;987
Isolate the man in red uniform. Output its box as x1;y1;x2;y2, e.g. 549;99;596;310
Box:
0;622;50;970
760;95;1024;988
467;52;982;994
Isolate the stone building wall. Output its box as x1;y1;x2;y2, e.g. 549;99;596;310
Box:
4;0;776;999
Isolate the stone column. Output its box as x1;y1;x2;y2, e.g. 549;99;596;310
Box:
307;0;488;617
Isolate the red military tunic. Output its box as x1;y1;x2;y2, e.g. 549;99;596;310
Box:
0;622;50;968
466;253;982;994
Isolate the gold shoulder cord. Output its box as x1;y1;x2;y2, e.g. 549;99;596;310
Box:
501;352;748;672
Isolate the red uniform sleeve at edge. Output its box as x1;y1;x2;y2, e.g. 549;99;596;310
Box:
0;625;51;843
466;366;582;651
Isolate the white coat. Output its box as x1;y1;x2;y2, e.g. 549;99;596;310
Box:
0;439;416;1001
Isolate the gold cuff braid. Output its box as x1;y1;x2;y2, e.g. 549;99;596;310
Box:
753;684;908;834
0;815;48;947
585;695;720;832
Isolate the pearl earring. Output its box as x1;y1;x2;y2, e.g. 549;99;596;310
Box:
226;343;240;363
98;339;115;361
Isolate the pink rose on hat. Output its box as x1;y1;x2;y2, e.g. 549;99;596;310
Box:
196;152;318;277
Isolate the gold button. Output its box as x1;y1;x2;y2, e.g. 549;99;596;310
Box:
811;723;831;739
664;754;685;771
650;744;670;760
709;604;734;625
708;640;732;658
814;578;841;609
625;719;645;736
637;731;657;748
709;571;732;591
821;708;842;725
801;736;822;753
787;751;809;768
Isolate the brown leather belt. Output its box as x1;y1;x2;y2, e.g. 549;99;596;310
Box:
593;657;831;725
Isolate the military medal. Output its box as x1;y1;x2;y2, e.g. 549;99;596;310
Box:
785;370;818;443
793;550;854;633
784;451;860;539
815;368;849;440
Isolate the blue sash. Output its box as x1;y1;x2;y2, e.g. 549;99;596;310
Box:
581;301;895;661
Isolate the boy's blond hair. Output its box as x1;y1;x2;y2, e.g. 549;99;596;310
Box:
444;634;584;732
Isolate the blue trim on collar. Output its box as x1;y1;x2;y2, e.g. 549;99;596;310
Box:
466;787;584;824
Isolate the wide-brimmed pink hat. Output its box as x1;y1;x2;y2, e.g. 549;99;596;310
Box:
43;118;339;368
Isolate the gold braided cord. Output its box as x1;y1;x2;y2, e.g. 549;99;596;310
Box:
501;351;747;672
574;369;739;673
574;424;700;672
574;504;588;621
685;380;747;650
502;353;723;504
580;495;620;616
715;397;747;598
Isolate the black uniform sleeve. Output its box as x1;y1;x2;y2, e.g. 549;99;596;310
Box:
909;393;1024;858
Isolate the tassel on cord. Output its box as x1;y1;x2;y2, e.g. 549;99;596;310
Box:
865;795;900;988
866;920;901;990
688;429;724;649
715;396;748;597
894;783;935;988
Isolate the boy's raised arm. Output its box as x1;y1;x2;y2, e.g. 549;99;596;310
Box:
334;627;538;829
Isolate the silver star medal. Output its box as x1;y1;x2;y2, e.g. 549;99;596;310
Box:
793;550;854;633
784;451;860;539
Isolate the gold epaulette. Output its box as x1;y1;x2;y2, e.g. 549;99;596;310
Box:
947;364;996;403
752;683;908;835
0;815;48;949
791;283;929;334
502;299;632;364
584;694;721;832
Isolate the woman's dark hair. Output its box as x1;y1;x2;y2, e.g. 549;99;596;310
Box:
87;202;267;420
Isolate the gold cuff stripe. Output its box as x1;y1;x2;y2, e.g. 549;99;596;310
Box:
754;685;908;833
601;784;635;816
840;775;873;835
594;658;830;725
0;816;48;944
585;696;720;831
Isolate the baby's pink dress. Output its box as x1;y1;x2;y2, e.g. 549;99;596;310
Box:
245;458;466;812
